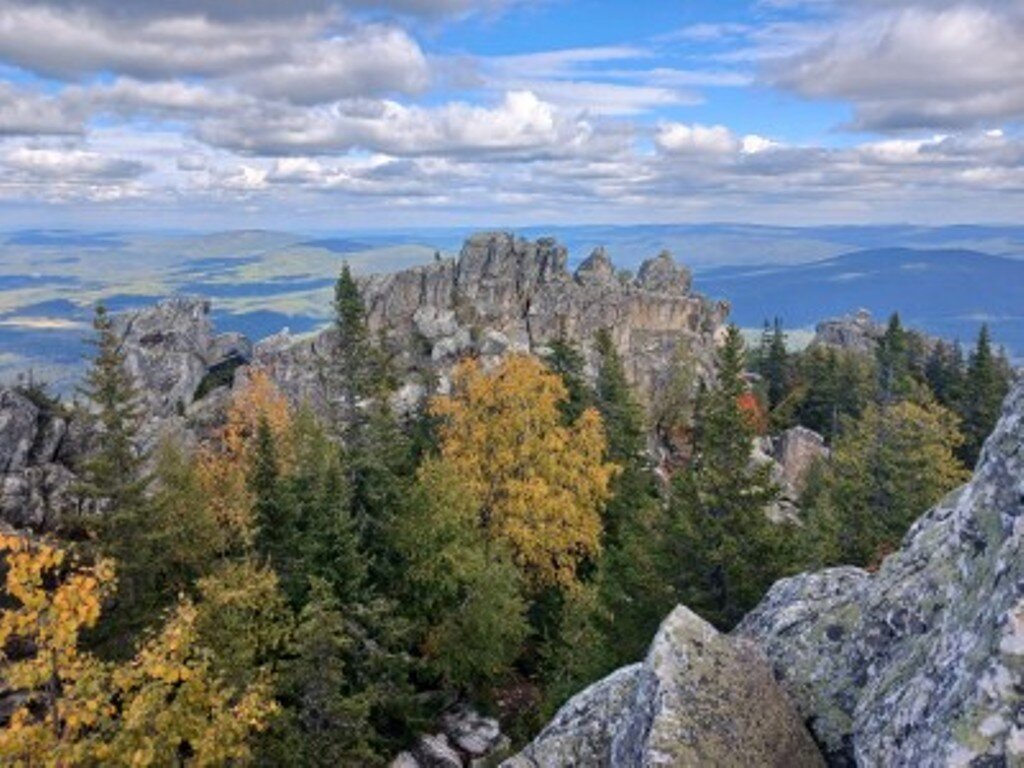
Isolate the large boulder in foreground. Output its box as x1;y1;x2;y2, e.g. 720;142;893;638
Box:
504;606;823;767
737;379;1024;766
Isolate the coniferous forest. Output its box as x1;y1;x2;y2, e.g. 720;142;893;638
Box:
0;266;1013;766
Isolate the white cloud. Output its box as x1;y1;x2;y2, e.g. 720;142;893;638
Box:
3;147;148;180
198;90;611;158
770;3;1024;129
0;84;84;136
656;123;739;154
236;26;429;104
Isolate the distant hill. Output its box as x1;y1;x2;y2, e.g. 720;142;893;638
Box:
696;248;1024;357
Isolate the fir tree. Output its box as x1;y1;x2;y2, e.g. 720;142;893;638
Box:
592;329;651;543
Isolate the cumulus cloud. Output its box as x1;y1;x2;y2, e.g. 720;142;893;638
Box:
198;90;611;159
2;146;148;180
769;3;1024;129
0;84;84;136
236;26;429;104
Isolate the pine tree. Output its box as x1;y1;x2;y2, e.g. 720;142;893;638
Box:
925;340;965;411
668;325;790;629
75;303;148;516
960;324;1011;466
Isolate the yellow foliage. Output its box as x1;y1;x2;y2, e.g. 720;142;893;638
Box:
430;355;617;589
0;534;276;766
0;533;115;766
195;368;294;553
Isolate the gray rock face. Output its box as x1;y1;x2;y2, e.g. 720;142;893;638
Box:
737;379;1024;766
636;250;692;295
1;463;79;530
773;426;828;497
505;606;823;768
812;309;882;355
575;247;617;287
0;390;40;473
262;232;726;413
0;389;77;531
116;296;252;419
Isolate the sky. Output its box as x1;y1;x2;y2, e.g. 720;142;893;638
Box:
0;0;1022;230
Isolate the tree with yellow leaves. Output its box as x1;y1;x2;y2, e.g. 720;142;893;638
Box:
0;533;115;765
430;354;617;590
195;368;294;554
0;533;277;766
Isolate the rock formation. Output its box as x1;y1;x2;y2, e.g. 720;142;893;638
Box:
0;297;251;531
256;232;727;413
812;309;882;354
114;296;251;420
503;605;823;768
737;379;1024;766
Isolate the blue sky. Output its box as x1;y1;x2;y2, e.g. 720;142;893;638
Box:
0;0;1021;230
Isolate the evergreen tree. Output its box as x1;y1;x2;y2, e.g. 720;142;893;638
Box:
396;460;528;697
667;326;791;629
805;397;969;567
544;337;594;423
757;317;790;413
875;312;912;404
592;329;651;543
258;581;382;767
75;303;148;516
925;340;966;411
330;263;375;427
960;324;1011;466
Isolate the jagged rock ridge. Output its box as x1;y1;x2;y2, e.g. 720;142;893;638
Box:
256;232;727;412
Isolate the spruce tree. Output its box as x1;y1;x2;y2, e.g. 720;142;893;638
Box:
75;303;148;515
75;304;154;655
960;324;1011;466
592;329;651;543
875;312;912;404
757;317;790;413
544;337;594;423
668;325;789;629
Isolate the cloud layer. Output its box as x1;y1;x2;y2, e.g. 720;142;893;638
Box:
0;0;1020;226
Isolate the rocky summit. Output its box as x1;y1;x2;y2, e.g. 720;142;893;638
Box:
256;231;727;413
737;379;1024;766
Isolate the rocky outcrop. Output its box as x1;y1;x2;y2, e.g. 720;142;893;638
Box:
504;606;823;767
0;389;79;530
737;379;1024;766
258;232;727;412
392;708;510;767
771;426;828;496
812;309;882;355
115;296;251;419
0;298;252;532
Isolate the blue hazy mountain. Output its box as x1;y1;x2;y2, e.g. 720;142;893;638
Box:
696;247;1024;356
